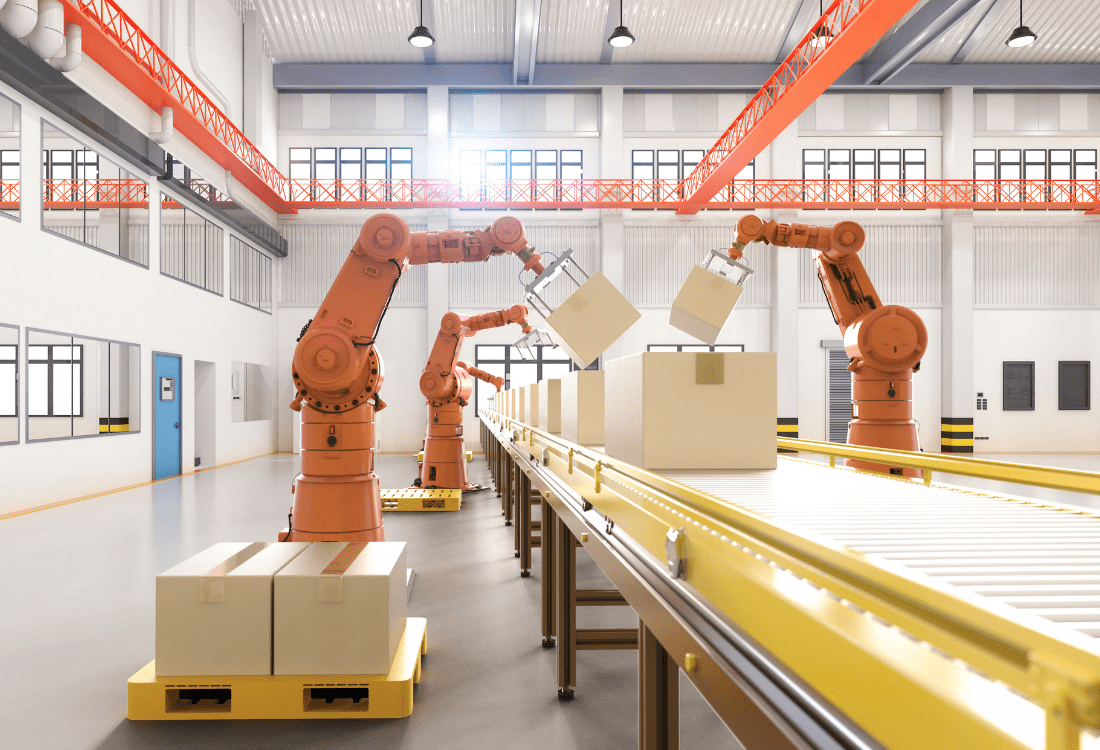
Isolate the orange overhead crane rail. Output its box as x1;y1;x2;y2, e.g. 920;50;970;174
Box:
60;0;294;214
678;0;922;215
285;177;1100;211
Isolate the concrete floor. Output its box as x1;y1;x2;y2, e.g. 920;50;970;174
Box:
0;452;740;750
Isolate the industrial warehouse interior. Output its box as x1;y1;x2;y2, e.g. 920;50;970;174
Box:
2;0;1100;748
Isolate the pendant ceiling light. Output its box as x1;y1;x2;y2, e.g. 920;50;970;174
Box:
408;0;434;48
1005;0;1037;47
608;0;634;48
808;0;833;53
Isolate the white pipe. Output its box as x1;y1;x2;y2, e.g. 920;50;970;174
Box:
0;0;37;39
224;169;238;204
187;0;231;119
48;23;80;71
27;0;63;59
150;106;174;144
160;0;173;58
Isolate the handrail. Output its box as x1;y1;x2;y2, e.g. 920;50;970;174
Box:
780;437;1100;496
483;407;1100;749
287;177;1100;210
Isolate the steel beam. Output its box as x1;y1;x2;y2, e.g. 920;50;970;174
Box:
513;0;543;84
678;0;922;214
775;0;822;63
862;0;986;84
951;0;1007;63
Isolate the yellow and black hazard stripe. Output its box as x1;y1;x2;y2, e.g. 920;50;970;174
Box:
777;418;798;453
98;417;130;433
941;417;973;453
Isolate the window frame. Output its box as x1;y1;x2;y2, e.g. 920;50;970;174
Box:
646;344;746;353
27;343;84;418
1002;360;1035;412
473;343;590;415
0;325;17;426
1058;361;1090;411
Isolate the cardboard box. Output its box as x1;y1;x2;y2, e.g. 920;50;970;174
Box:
604;352;777;470
528;383;540;429
516;386;527;423
560;370;604;446
669;265;744;345
156;542;310;676
546;271;640;368
539;379;562;434
274;541;407;675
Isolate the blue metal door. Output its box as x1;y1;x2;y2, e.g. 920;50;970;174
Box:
155;354;182;479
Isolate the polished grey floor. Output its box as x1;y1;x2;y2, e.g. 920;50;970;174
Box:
0;452;740;750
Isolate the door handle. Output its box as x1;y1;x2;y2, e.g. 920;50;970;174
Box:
174;422;180;428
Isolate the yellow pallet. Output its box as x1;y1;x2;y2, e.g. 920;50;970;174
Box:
381;488;463;512
127;617;427;720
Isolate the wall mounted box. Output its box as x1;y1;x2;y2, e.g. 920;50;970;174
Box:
546;271;641;368
274;541;407;676
528;383;540;429
605;352;777;470
669;265;744;345
560;370;605;446
156;542;310;676
539;379;562;434
516;386;527;423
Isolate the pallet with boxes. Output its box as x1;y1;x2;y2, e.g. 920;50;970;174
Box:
130;540;425;720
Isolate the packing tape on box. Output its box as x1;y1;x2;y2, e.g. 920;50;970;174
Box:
318;542;368;603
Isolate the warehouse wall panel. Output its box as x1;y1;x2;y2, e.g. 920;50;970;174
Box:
799;224;941;307
624;224;771;307
976;225;1100;307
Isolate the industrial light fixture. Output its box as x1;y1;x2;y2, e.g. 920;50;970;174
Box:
607;0;634;47
1005;0;1037;47
808;0;833;53
408;0;434;48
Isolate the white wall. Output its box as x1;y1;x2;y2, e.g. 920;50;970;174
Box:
0;88;278;515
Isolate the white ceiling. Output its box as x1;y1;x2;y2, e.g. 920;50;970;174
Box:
250;0;1100;68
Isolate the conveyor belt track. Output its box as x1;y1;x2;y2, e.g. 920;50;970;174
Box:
667;459;1100;642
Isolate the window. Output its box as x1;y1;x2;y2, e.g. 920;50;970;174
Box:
161;197;224;295
28;344;82;417
230;236;273;313
803;149;826;180
485;149;507;202
1003;361;1034;411
0;342;15;418
339;147;362;201
0;92;19;221
535;150;557;210
390;147;412;200
647;344;745;352
631;149;655;201
560;149;582;205
1075;150;1097;180
289;148;311;201
474;344;586;415
878;149;901;180
365;148;387;179
1059;362;1090;411
974;150;996;180
998;150;1021;181
459;149;483;203
26;330;141;441
510;149;532;207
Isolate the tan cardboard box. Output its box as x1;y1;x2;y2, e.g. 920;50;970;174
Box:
508;389;516;419
604;352;777;470
546;271;640;368
274;541;407;675
516;386;527;423
539;379;562;434
156;542;310;676
669;265;744;345
528;383;540;429
560;370;604;446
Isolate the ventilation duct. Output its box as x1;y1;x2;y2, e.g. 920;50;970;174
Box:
26;0;63;59
151;106;174;144
48;22;80;71
0;0;38;39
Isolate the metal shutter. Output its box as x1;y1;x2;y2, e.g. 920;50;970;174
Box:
827;349;852;443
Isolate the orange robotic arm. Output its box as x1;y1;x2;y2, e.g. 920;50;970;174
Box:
417;305;531;490
730;214;927;476
285;214;542;542
457;362;504;391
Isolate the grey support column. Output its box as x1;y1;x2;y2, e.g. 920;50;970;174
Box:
599;86;627;364
425;86;450;352
941;87;975;453
771;203;800;446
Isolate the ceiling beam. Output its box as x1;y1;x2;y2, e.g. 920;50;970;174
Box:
599;0;617;64
272;62;1100;90
513;0;543;84
677;0;923;214
951;0;1005;63
862;0;986;84
422;0;437;64
776;0;822;63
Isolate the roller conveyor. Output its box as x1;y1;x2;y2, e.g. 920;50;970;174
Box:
669;459;1100;643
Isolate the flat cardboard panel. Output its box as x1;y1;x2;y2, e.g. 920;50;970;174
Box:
539;379;562;434
669;265;743;345
274;542;407;675
604;353;777;470
528;383;540;429
156;542;310;676
516;386;527;423
546;271;641;368
560;370;604;446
